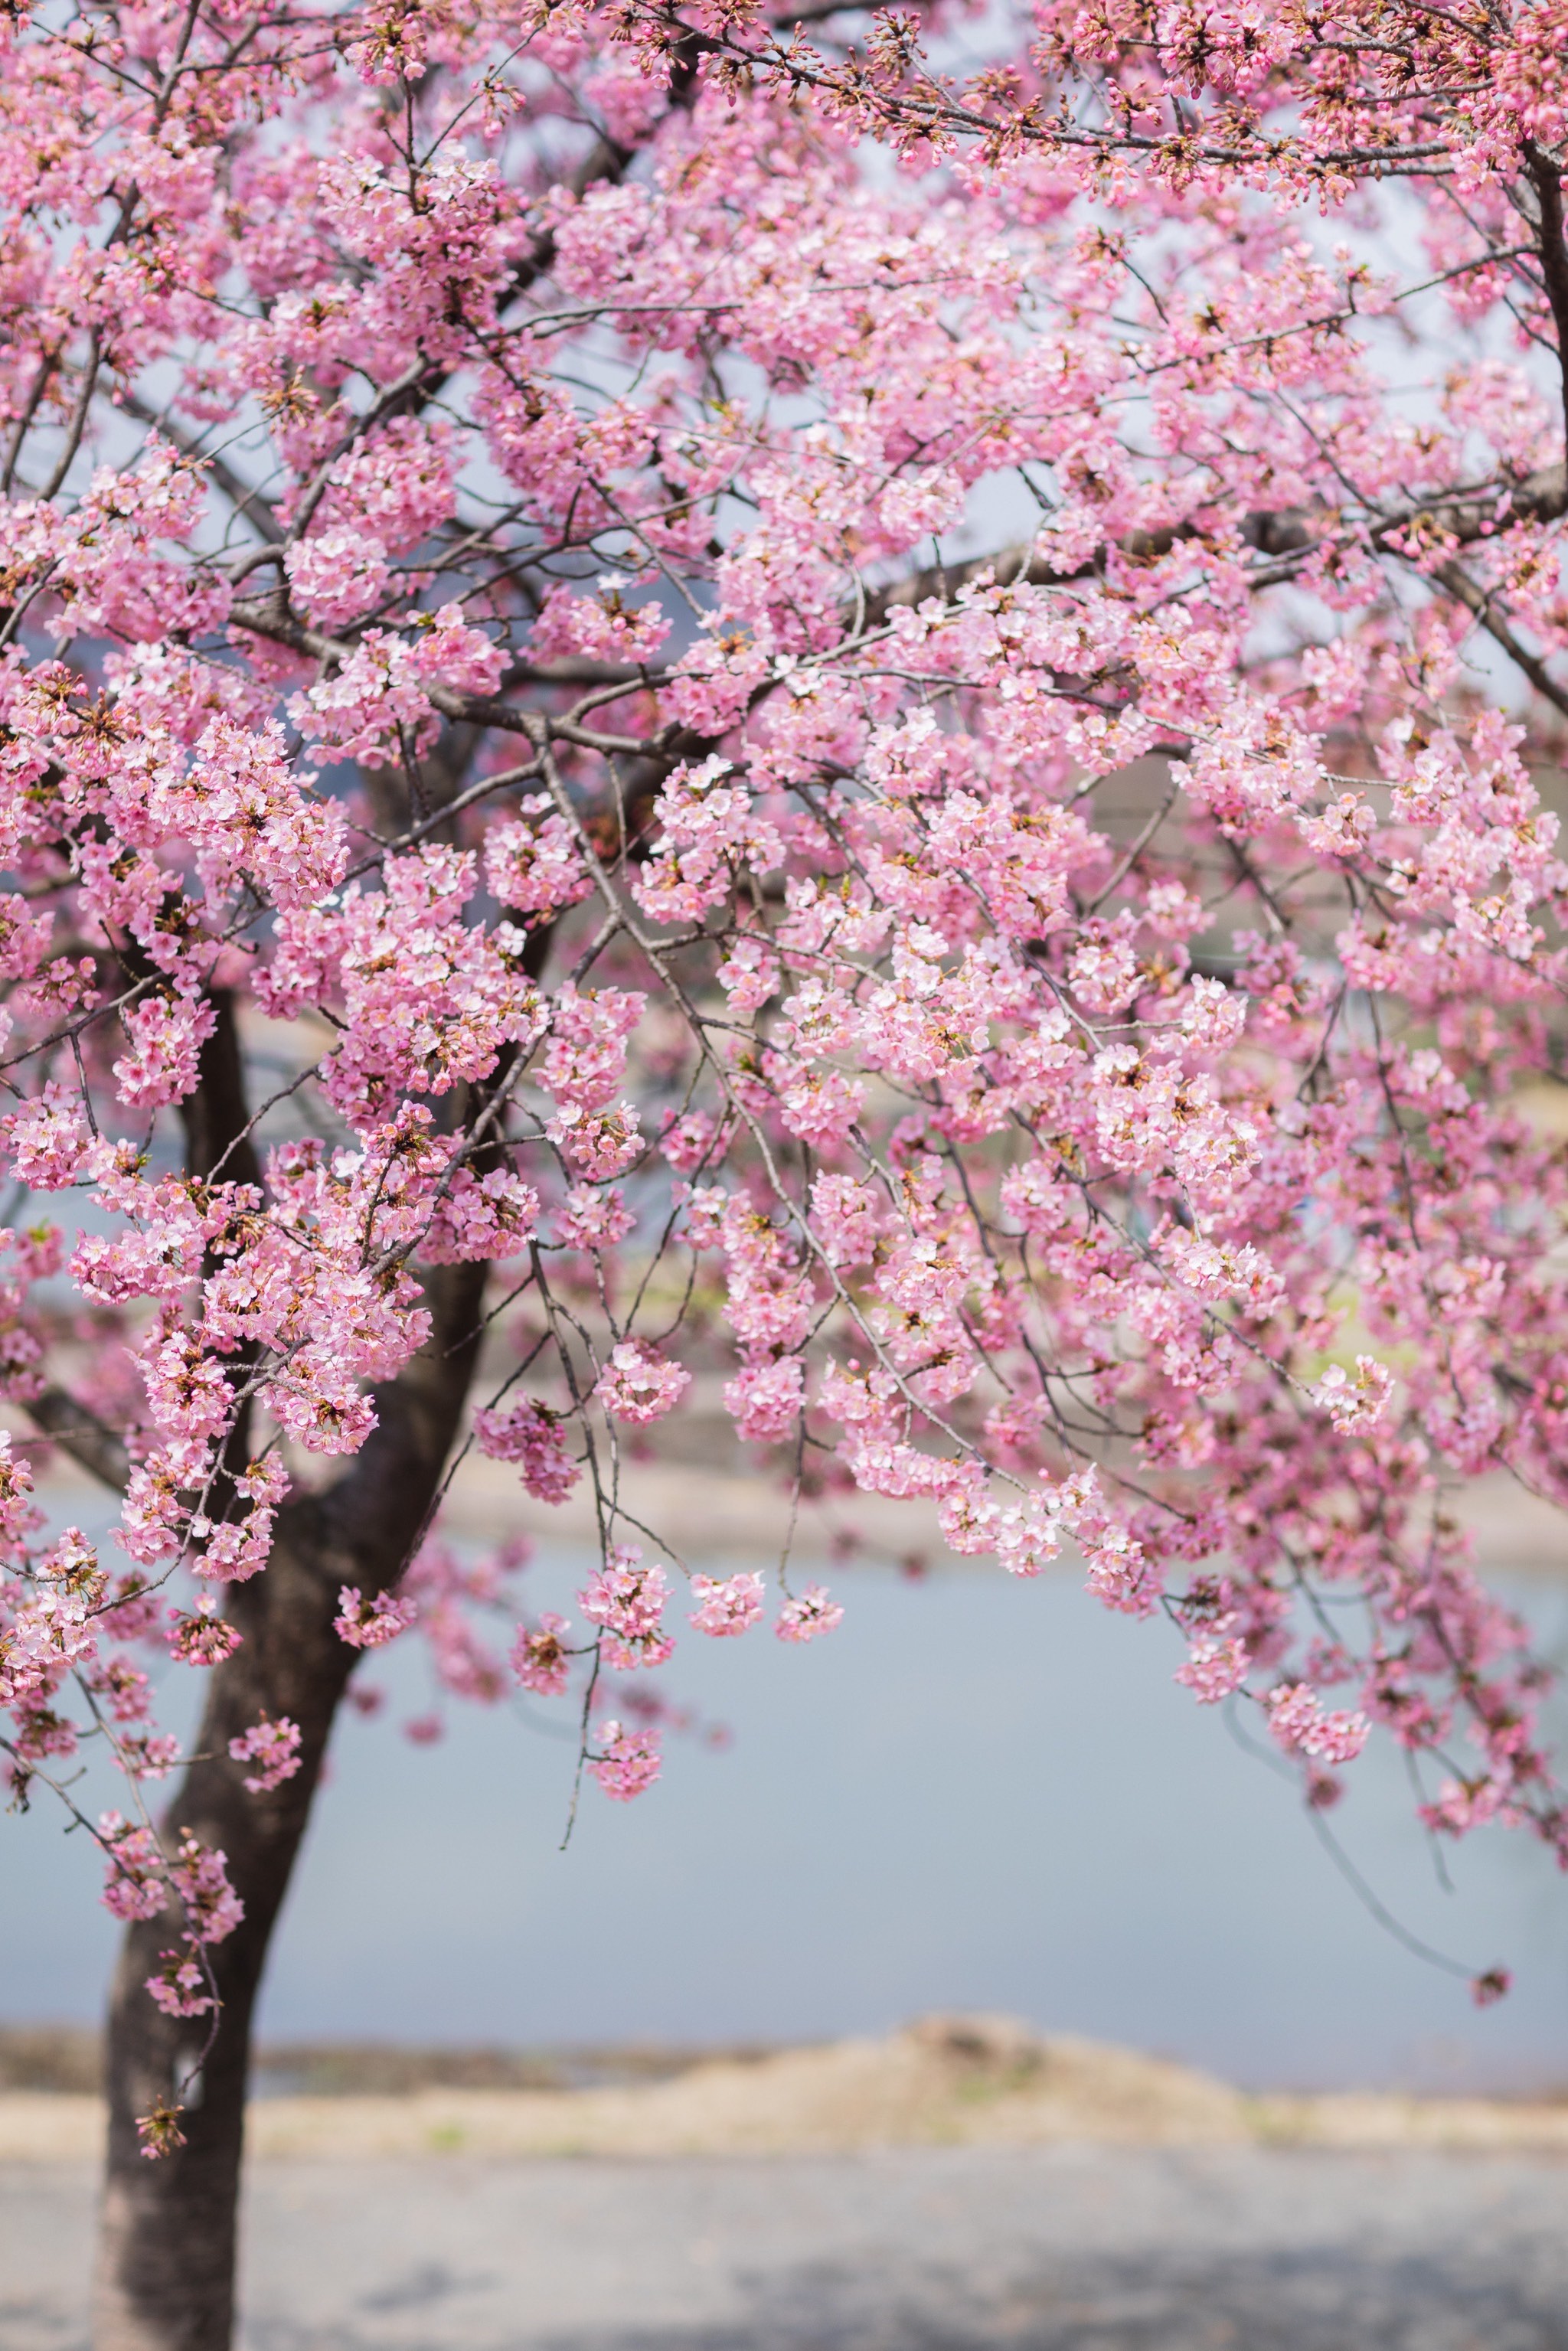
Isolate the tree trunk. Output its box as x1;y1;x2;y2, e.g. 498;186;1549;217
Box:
91;1260;487;2351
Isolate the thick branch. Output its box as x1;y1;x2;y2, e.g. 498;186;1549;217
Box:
865;472;1568;632
21;1386;130;1492
178;989;265;1497
227;592;545;739
1525;145;1568;445
230;463;1568;808
1436;559;1568;722
93;1252;490;2351
178;991;262;1193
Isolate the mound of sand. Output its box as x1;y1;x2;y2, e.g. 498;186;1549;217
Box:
237;2013;1248;2160
6;2014;1568;2162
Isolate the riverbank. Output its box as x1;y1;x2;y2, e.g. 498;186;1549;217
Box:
7;2015;1568;2162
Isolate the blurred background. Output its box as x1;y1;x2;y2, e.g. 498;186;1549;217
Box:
7;1487;1568;2099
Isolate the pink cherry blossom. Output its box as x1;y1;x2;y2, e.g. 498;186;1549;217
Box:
1176;1635;1249;1706
588;1719;662;1802
227;1716;303;1792
5;0;1568;2233
1315;1357;1396;1434
593;1340;691;1424
775;1584;844;1644
145;1951;214;2020
333;1588;416;1650
472;1398;580;1503
579;1548;674;1670
99;1815;168;1923
168;1833;244;1945
1266;1684;1372;1766
689;1572;765;1638
724;1357;805;1442
168;1600;243;1668
510;1614;572;1698
284;530;391;627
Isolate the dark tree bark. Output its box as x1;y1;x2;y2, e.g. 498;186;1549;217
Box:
90;1252;488;2351
68;993;502;2349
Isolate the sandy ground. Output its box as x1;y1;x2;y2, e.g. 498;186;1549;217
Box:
5;2144;1568;2349
6;2027;1568;2347
8;2016;1568;2164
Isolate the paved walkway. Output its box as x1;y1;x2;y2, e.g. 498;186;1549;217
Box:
5;2146;1568;2349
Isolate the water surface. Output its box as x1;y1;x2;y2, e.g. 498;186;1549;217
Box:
8;1530;1568;2094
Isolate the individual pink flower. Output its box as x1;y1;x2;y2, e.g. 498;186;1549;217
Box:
168;1599;243;1667
1266;1683;1370;1765
776;1585;844;1643
334;1586;416;1649
99;1814;167;1922
593;1340;691;1424
588;1719;662;1802
472;1399;580;1504
1314;1355;1394;1434
579;1548;673;1670
1175;1634;1248;1705
168;1833;244;1944
145;1950;213;2019
510;1613;572;1697
227;1715;303;1792
689;1572;765;1638
724;1357;804;1442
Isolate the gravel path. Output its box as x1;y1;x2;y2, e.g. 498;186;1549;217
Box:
5;2146;1568;2350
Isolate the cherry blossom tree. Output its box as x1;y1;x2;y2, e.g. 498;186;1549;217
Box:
3;0;1568;2336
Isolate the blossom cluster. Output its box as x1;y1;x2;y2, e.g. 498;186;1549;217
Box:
1;0;1564;2108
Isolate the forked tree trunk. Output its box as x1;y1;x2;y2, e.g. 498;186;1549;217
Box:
92;1263;485;2351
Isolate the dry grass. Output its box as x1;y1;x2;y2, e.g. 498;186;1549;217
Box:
6;2016;1568;2163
